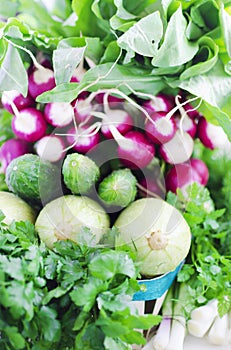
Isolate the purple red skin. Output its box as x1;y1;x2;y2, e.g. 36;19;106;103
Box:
139;176;165;198
1;92;35;114
117;130;155;169
12;108;47;142
94;92;124;105
174;114;197;138
165;163;202;193
145;111;176;145
0;139;30;173
142;94;174;114
72;98;93;125
197;117;216;150
101;111;134;139
183;103;201;120
190;158;209;186
28;68;56;99
66;125;100;154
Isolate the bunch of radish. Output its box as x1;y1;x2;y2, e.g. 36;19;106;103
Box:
1;57;230;200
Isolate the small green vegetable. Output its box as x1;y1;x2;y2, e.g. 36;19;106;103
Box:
62;153;100;195
5;153;61;205
115;197;191;277
98;168;137;207
0;191;36;224
35;195;110;248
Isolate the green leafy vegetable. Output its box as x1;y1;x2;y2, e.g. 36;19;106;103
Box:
0;217;161;349
168;183;231;316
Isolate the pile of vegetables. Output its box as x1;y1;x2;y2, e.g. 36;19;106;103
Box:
0;0;231;349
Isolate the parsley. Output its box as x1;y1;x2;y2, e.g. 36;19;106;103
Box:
0;216;161;349
168;184;231;317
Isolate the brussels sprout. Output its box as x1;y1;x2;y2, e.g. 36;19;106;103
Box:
98;169;137;207
62;153;100;195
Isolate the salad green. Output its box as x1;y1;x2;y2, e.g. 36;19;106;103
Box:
0;213;161;349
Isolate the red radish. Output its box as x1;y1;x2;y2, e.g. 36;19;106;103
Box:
72;98;93;125
183;102;201;119
142;93;174;114
197;117;229;150
1;90;35;114
34;135;66;162
70;63;87;83
66;125;100;154
174;112;197;138
145;111;176;144
165;163;202;194
159;130;194;164
117;130;155;169
101;109;134;139
44;102;74;127
0;138;30;173
190;158;209;186
95;92;124;105
28;67;56;99
138;175;165;198
12;108;47;142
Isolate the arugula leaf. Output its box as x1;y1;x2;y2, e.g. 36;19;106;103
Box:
220;4;231;57
118;11;163;61
53;37;86;84
152;6;199;67
0;43;28;96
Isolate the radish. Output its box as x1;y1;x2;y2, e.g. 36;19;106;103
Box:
0;138;30;173
1;90;35;114
101;108;134;139
12;107;47;142
190;158;209;186
197;116;229;150
72;97;94;125
142;93;174;114
165;163;202;194
44;102;74;127
183;102;201;119
95;92;124;105
174;112;197;138
138;175;165;198
66;124;100;154
159;130;194;164
34;135;66;162
145;111;176;145
117;130;155;169
28;66;56;99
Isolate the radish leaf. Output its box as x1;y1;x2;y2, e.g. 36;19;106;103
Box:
152;6;199;67
0;43;28;96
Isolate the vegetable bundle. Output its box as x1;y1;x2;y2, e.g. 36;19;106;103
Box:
0;1;231;349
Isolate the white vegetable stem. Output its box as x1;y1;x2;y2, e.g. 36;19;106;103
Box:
152;289;173;350
164;284;188;350
206;313;229;346
187;299;218;338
